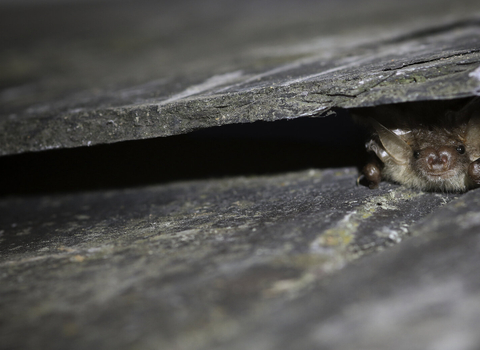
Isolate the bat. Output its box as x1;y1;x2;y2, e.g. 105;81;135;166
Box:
353;97;480;192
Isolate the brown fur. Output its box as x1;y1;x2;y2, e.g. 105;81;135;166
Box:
353;98;480;192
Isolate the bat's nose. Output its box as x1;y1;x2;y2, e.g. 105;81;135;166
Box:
426;149;452;172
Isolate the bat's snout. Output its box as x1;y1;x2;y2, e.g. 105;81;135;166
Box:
424;147;454;173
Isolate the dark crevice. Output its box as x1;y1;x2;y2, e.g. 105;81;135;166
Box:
325;93;359;98
0;109;366;196
381;54;453;72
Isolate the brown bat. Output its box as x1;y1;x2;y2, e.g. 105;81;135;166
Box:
353;97;480;192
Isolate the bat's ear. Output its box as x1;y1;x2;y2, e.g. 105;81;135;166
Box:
369;118;411;165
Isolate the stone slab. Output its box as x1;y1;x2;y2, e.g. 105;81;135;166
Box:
0;168;466;350
1;0;480;155
2;1;480;349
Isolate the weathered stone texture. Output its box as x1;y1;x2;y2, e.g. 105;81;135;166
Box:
1;0;480;155
0;169;464;350
2;1;480;349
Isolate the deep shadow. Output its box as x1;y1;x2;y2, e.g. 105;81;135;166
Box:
0;109;366;196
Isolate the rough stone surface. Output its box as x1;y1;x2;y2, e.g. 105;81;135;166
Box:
1;0;480;154
2;1;480;350
0;168;463;350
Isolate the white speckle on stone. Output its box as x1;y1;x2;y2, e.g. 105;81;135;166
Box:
469;66;480;80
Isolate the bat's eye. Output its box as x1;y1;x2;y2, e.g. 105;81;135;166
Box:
413;151;420;159
456;145;466;154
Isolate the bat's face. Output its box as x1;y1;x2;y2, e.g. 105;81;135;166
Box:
410;143;471;191
413;145;464;176
369;117;475;191
357;97;480;192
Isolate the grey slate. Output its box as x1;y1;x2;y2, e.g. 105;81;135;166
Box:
0;168;465;350
1;0;480;155
2;1;480;349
